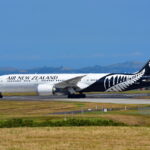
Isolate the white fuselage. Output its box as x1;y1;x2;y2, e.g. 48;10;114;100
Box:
0;74;108;94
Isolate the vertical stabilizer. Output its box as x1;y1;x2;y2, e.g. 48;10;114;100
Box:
138;60;150;76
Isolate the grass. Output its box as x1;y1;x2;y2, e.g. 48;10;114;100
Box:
101;113;150;126
0;100;150;149
0;100;144;119
0;118;126;128
0;100;150;126
3;92;37;96
0;127;150;150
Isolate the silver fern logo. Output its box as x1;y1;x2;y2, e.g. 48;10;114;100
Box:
104;69;145;92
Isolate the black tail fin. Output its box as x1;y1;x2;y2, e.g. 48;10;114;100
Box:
138;59;150;76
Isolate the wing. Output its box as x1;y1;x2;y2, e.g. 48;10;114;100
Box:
55;75;86;89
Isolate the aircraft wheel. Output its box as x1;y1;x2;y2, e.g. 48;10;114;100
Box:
68;94;86;98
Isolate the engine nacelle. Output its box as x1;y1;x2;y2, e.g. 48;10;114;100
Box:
37;84;55;96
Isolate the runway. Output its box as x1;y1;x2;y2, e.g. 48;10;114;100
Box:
2;93;150;104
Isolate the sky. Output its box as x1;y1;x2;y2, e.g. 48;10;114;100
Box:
0;0;150;68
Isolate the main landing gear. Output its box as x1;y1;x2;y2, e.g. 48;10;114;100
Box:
68;93;86;98
0;93;3;98
67;88;86;98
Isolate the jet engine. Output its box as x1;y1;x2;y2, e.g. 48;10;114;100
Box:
37;84;55;96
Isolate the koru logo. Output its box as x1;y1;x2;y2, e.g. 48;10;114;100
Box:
149;62;150;68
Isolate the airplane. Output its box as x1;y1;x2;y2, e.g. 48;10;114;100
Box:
0;60;150;98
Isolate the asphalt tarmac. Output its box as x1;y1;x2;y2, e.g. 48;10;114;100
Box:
2;93;150;104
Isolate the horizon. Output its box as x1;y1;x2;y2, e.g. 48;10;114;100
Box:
0;60;145;70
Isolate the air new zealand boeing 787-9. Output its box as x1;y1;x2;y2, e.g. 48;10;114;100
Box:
0;60;150;98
